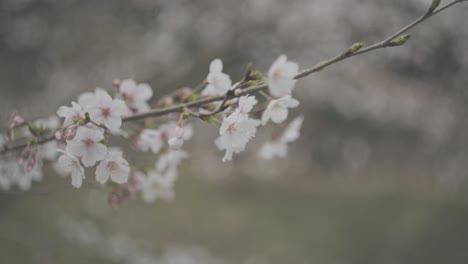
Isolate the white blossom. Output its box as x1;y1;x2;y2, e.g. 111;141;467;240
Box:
155;150;188;172
96;150;130;184
257;115;304;160
215;110;261;162
281;115;304;143
138;129;163;154
237;95;258;115
85;88;127;131
0;158;43;191
160;122;193;141
34;115;60;131
0;158;18;190
57;102;85;127
65;125;108;167
268;55;299;98
56;149;85;188
261;95;299;125
119;79;153;114
168;124;186;150
258;141;288;160
140;168;177;202
201;59;232;96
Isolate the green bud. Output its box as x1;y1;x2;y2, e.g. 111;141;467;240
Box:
429;0;441;13
75;119;85;126
250;71;264;81
350;42;365;53
389;34;411;46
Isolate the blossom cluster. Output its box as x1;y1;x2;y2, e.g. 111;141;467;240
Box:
0;54;304;206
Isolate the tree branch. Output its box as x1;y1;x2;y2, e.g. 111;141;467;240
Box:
1;0;466;155
294;0;465;79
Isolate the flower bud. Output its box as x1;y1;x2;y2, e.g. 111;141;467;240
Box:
388;34;411;46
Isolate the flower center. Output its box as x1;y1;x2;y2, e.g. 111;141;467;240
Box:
100;107;111;118
107;161;118;171
228;123;237;133
82;138;95;148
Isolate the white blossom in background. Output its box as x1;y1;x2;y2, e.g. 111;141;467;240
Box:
261;95;300;125
119;79;154;114
258;115;304;160
65;125;108;167
56;149;85;188
137;129;163;154
57;102;85;127
34;115;60;131
267;55;299;98
168;124;185;150
34;116;62;160
258;141;288;160
160;122;193;141
140;168;177;202
0;158;19;190
281;115;304;143
0;159;44;191
156;150;188;172
17;163;43;191
96;149;130;184
84;88;127;131
202;59;232;96
215;109;261;162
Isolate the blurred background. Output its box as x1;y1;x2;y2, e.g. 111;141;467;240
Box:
1;0;468;263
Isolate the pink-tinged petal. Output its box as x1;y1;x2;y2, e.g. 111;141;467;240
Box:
65;140;85;157
95;160;110;184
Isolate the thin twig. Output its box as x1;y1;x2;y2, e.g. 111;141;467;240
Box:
294;0;465;79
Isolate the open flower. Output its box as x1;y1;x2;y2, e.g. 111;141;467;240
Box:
168;125;185;150
215;110;261;162
56;149;85;188
140;168;177;202
261;95;299;125
202;59;232;96
137;129;163;154
96;149;130;184
237;95;258;115
155;150;188;172
65;125;108;167
258;115;304;160
57;102;85;127
85;88;127;131
258;141;288;160
268;55;299;98
119;79;153;114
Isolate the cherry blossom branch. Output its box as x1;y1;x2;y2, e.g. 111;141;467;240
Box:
294;0;466;79
0;0;465;156
0;84;268;154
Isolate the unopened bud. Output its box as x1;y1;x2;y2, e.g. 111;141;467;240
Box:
55;127;67;140
350;42;365;53
9;112;26;129
427;0;441;14
112;79;121;90
389;34;411;46
27;150;37;171
65;125;78;141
